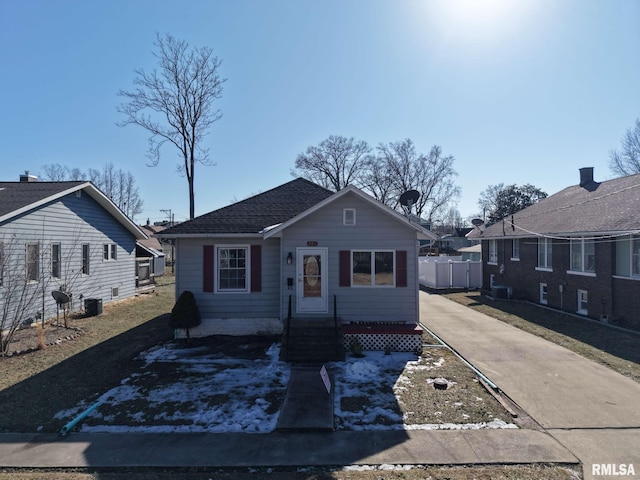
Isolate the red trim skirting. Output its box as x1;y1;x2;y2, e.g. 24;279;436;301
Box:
342;323;423;335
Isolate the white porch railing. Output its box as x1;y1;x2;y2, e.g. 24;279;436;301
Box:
418;257;482;289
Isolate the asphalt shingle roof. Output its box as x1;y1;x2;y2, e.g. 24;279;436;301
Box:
0;181;86;219
477;172;640;238
161;178;334;235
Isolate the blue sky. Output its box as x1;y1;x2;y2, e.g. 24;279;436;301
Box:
1;0;639;223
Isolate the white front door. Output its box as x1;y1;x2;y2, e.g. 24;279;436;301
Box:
296;247;328;313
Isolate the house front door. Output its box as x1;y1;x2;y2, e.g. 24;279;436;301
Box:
296;247;328;313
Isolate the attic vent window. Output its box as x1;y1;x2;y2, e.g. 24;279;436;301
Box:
343;208;356;226
76;191;82;198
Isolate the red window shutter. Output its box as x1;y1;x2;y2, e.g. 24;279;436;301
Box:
396;250;407;287
339;250;351;287
203;245;214;292
251;245;262;292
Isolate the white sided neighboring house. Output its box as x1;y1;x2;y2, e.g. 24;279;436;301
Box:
0;175;147;342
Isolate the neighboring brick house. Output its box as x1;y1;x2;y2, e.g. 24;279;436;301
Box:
469;168;640;331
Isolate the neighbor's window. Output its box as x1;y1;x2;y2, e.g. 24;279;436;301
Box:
537;238;552;269
0;242;4;287
511;239;520;260
488;240;498;264
103;243;117;261
51;243;61;279
570;238;595;273
81;244;90;275
577;289;588;315
26;243;39;282
352;250;394;287
217;246;248;292
539;283;548;305
632;236;640;277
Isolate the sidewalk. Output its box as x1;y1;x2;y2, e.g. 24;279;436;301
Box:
0;430;576;468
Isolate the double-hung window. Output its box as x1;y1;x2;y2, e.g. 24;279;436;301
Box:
51;243;61;279
570;238;595;273
488;240;498;264
511;239;520;260
537;238;552;269
352;250;395;287
217;246;248;292
632;236;640;277
0;242;4;287
81;244;90;275
26;243;39;282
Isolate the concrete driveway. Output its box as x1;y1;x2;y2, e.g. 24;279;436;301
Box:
420;291;640;480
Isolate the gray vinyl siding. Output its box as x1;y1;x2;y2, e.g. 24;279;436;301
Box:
280;191;419;324
175;237;281;319
0;192;137;326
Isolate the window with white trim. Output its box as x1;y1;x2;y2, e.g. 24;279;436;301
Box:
577;289;588;315
26;243;39;282
539;283;548;305
632;235;640;277
352;250;395;287
511;239;520;260
488;240;498;264
103;243;117;261
81;244;90;275
537;238;552;269
216;246;248;292
0;242;4;287
51;243;61;278
343;208;356;226
570;238;595;273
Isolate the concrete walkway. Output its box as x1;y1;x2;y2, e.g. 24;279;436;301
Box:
420;291;640;480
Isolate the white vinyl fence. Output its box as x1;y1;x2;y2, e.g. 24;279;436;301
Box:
419;257;482;290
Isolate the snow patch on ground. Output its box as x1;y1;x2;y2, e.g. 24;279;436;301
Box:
55;343;517;433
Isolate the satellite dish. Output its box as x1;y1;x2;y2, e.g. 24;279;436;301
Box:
471;218;484;227
51;290;70;305
399;190;420;213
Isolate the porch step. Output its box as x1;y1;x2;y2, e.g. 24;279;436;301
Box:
281;320;344;363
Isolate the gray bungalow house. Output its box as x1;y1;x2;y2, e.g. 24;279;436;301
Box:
159;178;437;360
0;175;147;333
470;168;640;331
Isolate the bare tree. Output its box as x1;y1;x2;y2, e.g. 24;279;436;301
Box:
117;33;226;219
359;156;394;206
42;164;69;181
0;235;52;353
42;162;143;220
609;118;640;177
377;139;460;220
292;135;372;191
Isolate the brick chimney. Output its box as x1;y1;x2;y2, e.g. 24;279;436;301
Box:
19;171;38;182
579;167;594;187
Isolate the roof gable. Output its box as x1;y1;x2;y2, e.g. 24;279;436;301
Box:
160;178;334;236
478;173;640;238
264;185;438;240
0;181;147;239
